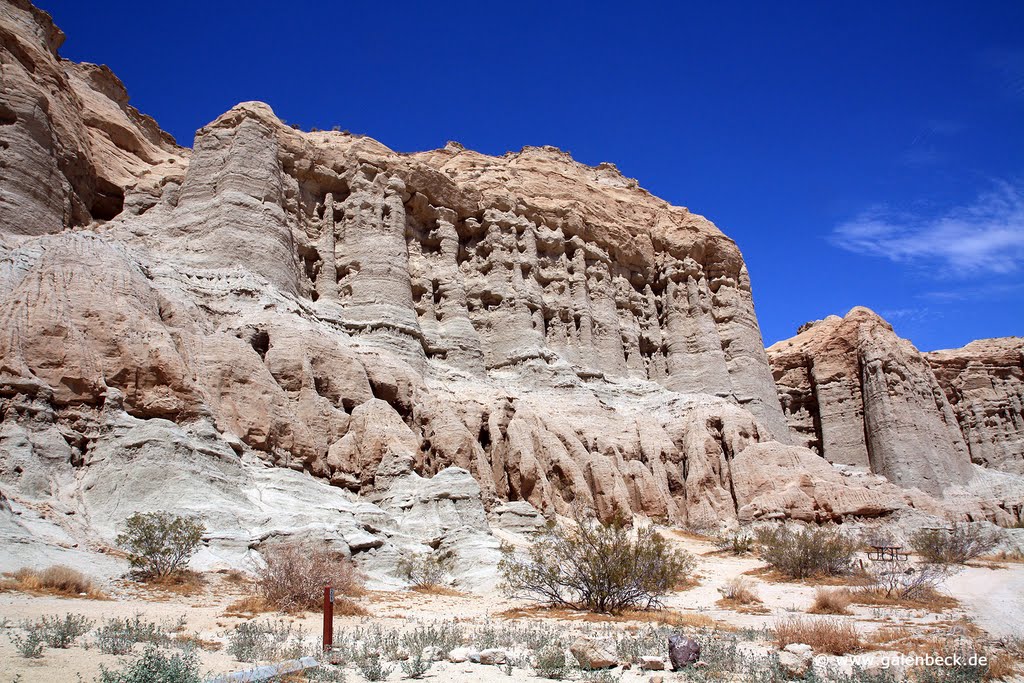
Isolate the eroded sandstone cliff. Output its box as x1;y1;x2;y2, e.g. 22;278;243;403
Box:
767;308;1023;524
1;1;1022;577
926;338;1024;475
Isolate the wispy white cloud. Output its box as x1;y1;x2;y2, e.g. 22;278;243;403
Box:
920;281;1024;302
877;307;936;323
831;180;1024;275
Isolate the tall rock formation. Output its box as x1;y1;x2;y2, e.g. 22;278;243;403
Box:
926;338;1024;475
0;0;182;241
767;308;975;496
1;0;1022;576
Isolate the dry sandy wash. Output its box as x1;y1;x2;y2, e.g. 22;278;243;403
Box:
1;533;1023;682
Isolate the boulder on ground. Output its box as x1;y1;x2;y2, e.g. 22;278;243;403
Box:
668;635;700;670
778;643;813;678
639;656;666;670
570;636;618;669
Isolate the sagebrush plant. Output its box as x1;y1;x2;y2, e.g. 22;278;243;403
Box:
96;645;203;683
910;638;990;683
94;614;173;654
254;541;362;613
227;619;307;663
397;549;456;589
9;627;45;659
533;645;571;679
499;513;695;613
401;622;464;659
116;512;205;578
615;626;666;664
755;523;859;579
29;613;93;648
716;529;756;555
400;650;432;679
354;649;393;682
911;524;1003;565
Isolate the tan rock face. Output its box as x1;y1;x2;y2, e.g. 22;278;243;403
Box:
926;338;1024;475
2;0;1021;544
767;308;976;496
0;1;183;239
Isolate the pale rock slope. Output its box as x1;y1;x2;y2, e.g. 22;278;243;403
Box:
767;308;1022;525
1;1;1021;580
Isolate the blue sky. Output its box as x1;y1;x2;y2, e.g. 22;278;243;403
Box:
40;1;1023;351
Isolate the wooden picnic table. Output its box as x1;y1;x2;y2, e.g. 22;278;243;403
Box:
866;545;909;562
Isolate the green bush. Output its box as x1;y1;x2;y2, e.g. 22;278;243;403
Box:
533;645;571;679
8;628;44;659
399;650;432;679
354;650;393;682
397;550;456;589
25;613;94;649
910;524;1003;565
755;524;859;579
499;515;694;613
716;529;756;555
94;615;173;654
227;619;306;663
96;645;202;683
116;512;205;579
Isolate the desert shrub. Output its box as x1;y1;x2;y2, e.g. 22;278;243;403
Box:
533;645;571;679
116;512;205;579
694;630;745;672
354;650;393;682
254;541;362;613
499;516;695;613
809;587;852;615
862;556;955;603
401;622;464;659
910;639;990;683
26;613;93;648
583;672;621;683
716;529;756;555
8;627;45;658
755;524;859;579
911;524;1003;565
397;549;456;589
227;619;306;663
400;650;432;679
7;565;105;598
719;577;760;604
269;667;346;682
615;626;666;664
774;616;861;655
96;645;202;683
94;615;173;654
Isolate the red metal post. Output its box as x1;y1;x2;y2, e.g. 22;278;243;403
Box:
323;585;333;652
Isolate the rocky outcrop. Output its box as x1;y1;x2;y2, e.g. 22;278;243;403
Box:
925;338;1024;475
2;0;1022;579
0;0;182;240
766;308;974;496
1;1;813;530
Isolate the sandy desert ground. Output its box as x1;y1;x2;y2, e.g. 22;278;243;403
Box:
2;533;1023;682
